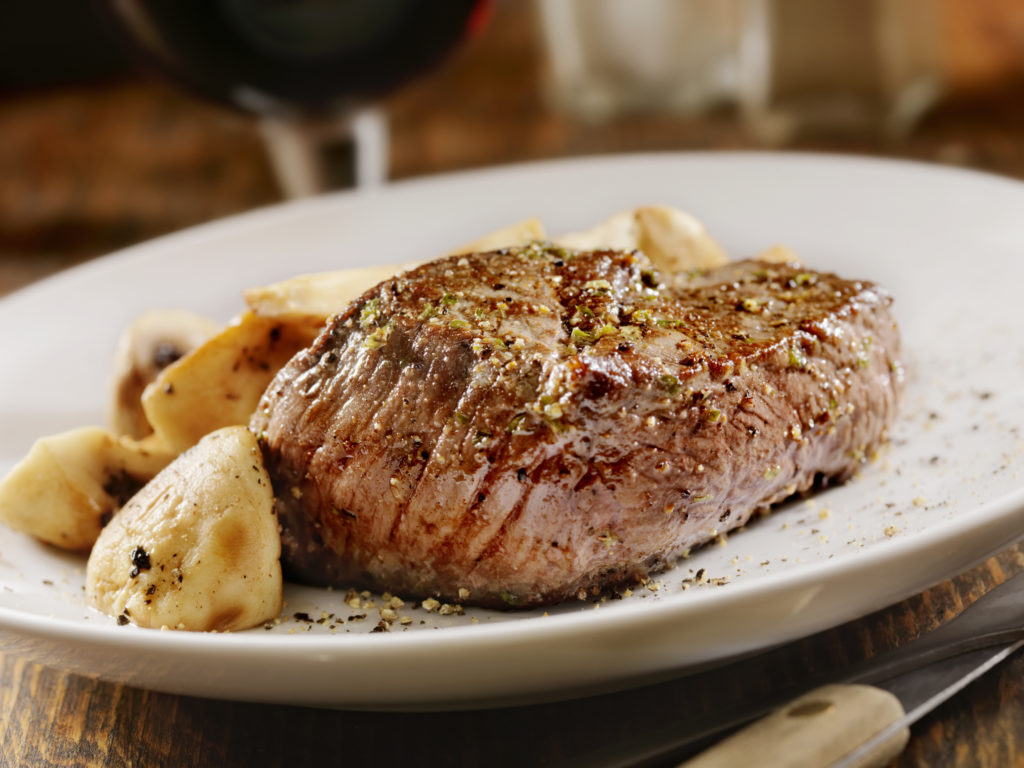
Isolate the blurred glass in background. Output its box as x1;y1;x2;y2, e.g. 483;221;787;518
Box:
537;0;945;141
537;0;740;120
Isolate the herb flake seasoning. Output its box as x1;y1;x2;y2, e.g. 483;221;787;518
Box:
570;327;593;345
659;374;681;396
359;299;381;328
506;414;527;433
362;324;392;349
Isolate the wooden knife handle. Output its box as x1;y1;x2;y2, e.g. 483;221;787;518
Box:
677;684;910;768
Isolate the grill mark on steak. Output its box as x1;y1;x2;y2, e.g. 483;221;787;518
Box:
460;429;534;563
469;483;529;575
252;244;903;608
460;417;556;569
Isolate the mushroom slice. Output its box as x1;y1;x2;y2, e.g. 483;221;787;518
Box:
86;426;282;632
111;310;219;439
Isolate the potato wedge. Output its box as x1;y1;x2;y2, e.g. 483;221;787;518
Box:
0;429;175;551
109;310;219;439
555;205;728;273
142;311;321;453
86;426;281;632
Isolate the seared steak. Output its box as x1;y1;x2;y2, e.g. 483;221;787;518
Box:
251;245;902;608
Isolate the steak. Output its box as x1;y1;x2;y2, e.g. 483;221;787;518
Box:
251;244;902;608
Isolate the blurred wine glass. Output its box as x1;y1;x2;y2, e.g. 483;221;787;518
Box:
107;0;491;196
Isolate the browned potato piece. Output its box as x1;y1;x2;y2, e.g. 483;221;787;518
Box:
86;426;281;632
0;429;175;551
141;311;321;453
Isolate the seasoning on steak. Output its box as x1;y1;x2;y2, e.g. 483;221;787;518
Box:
251;244;903;608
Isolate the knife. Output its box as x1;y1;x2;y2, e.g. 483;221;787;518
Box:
677;638;1024;767
563;569;1024;768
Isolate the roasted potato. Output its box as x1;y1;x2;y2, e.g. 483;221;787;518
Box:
141;311;322;453
86;426;282;632
0;428;175;551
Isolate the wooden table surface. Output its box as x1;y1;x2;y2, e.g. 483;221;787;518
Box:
2;3;1024;766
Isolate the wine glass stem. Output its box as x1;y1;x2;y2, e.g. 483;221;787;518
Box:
259;109;389;198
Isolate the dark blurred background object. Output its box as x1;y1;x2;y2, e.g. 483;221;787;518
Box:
0;3;129;89
106;0;489;195
1;0;1024;296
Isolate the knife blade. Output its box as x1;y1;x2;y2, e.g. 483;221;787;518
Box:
677;638;1024;768
562;569;1024;768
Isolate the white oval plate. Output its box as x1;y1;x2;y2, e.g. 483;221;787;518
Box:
1;153;1022;709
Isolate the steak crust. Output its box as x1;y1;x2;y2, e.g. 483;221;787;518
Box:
251;245;903;608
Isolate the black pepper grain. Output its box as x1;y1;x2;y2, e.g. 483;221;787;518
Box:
129;545;151;578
